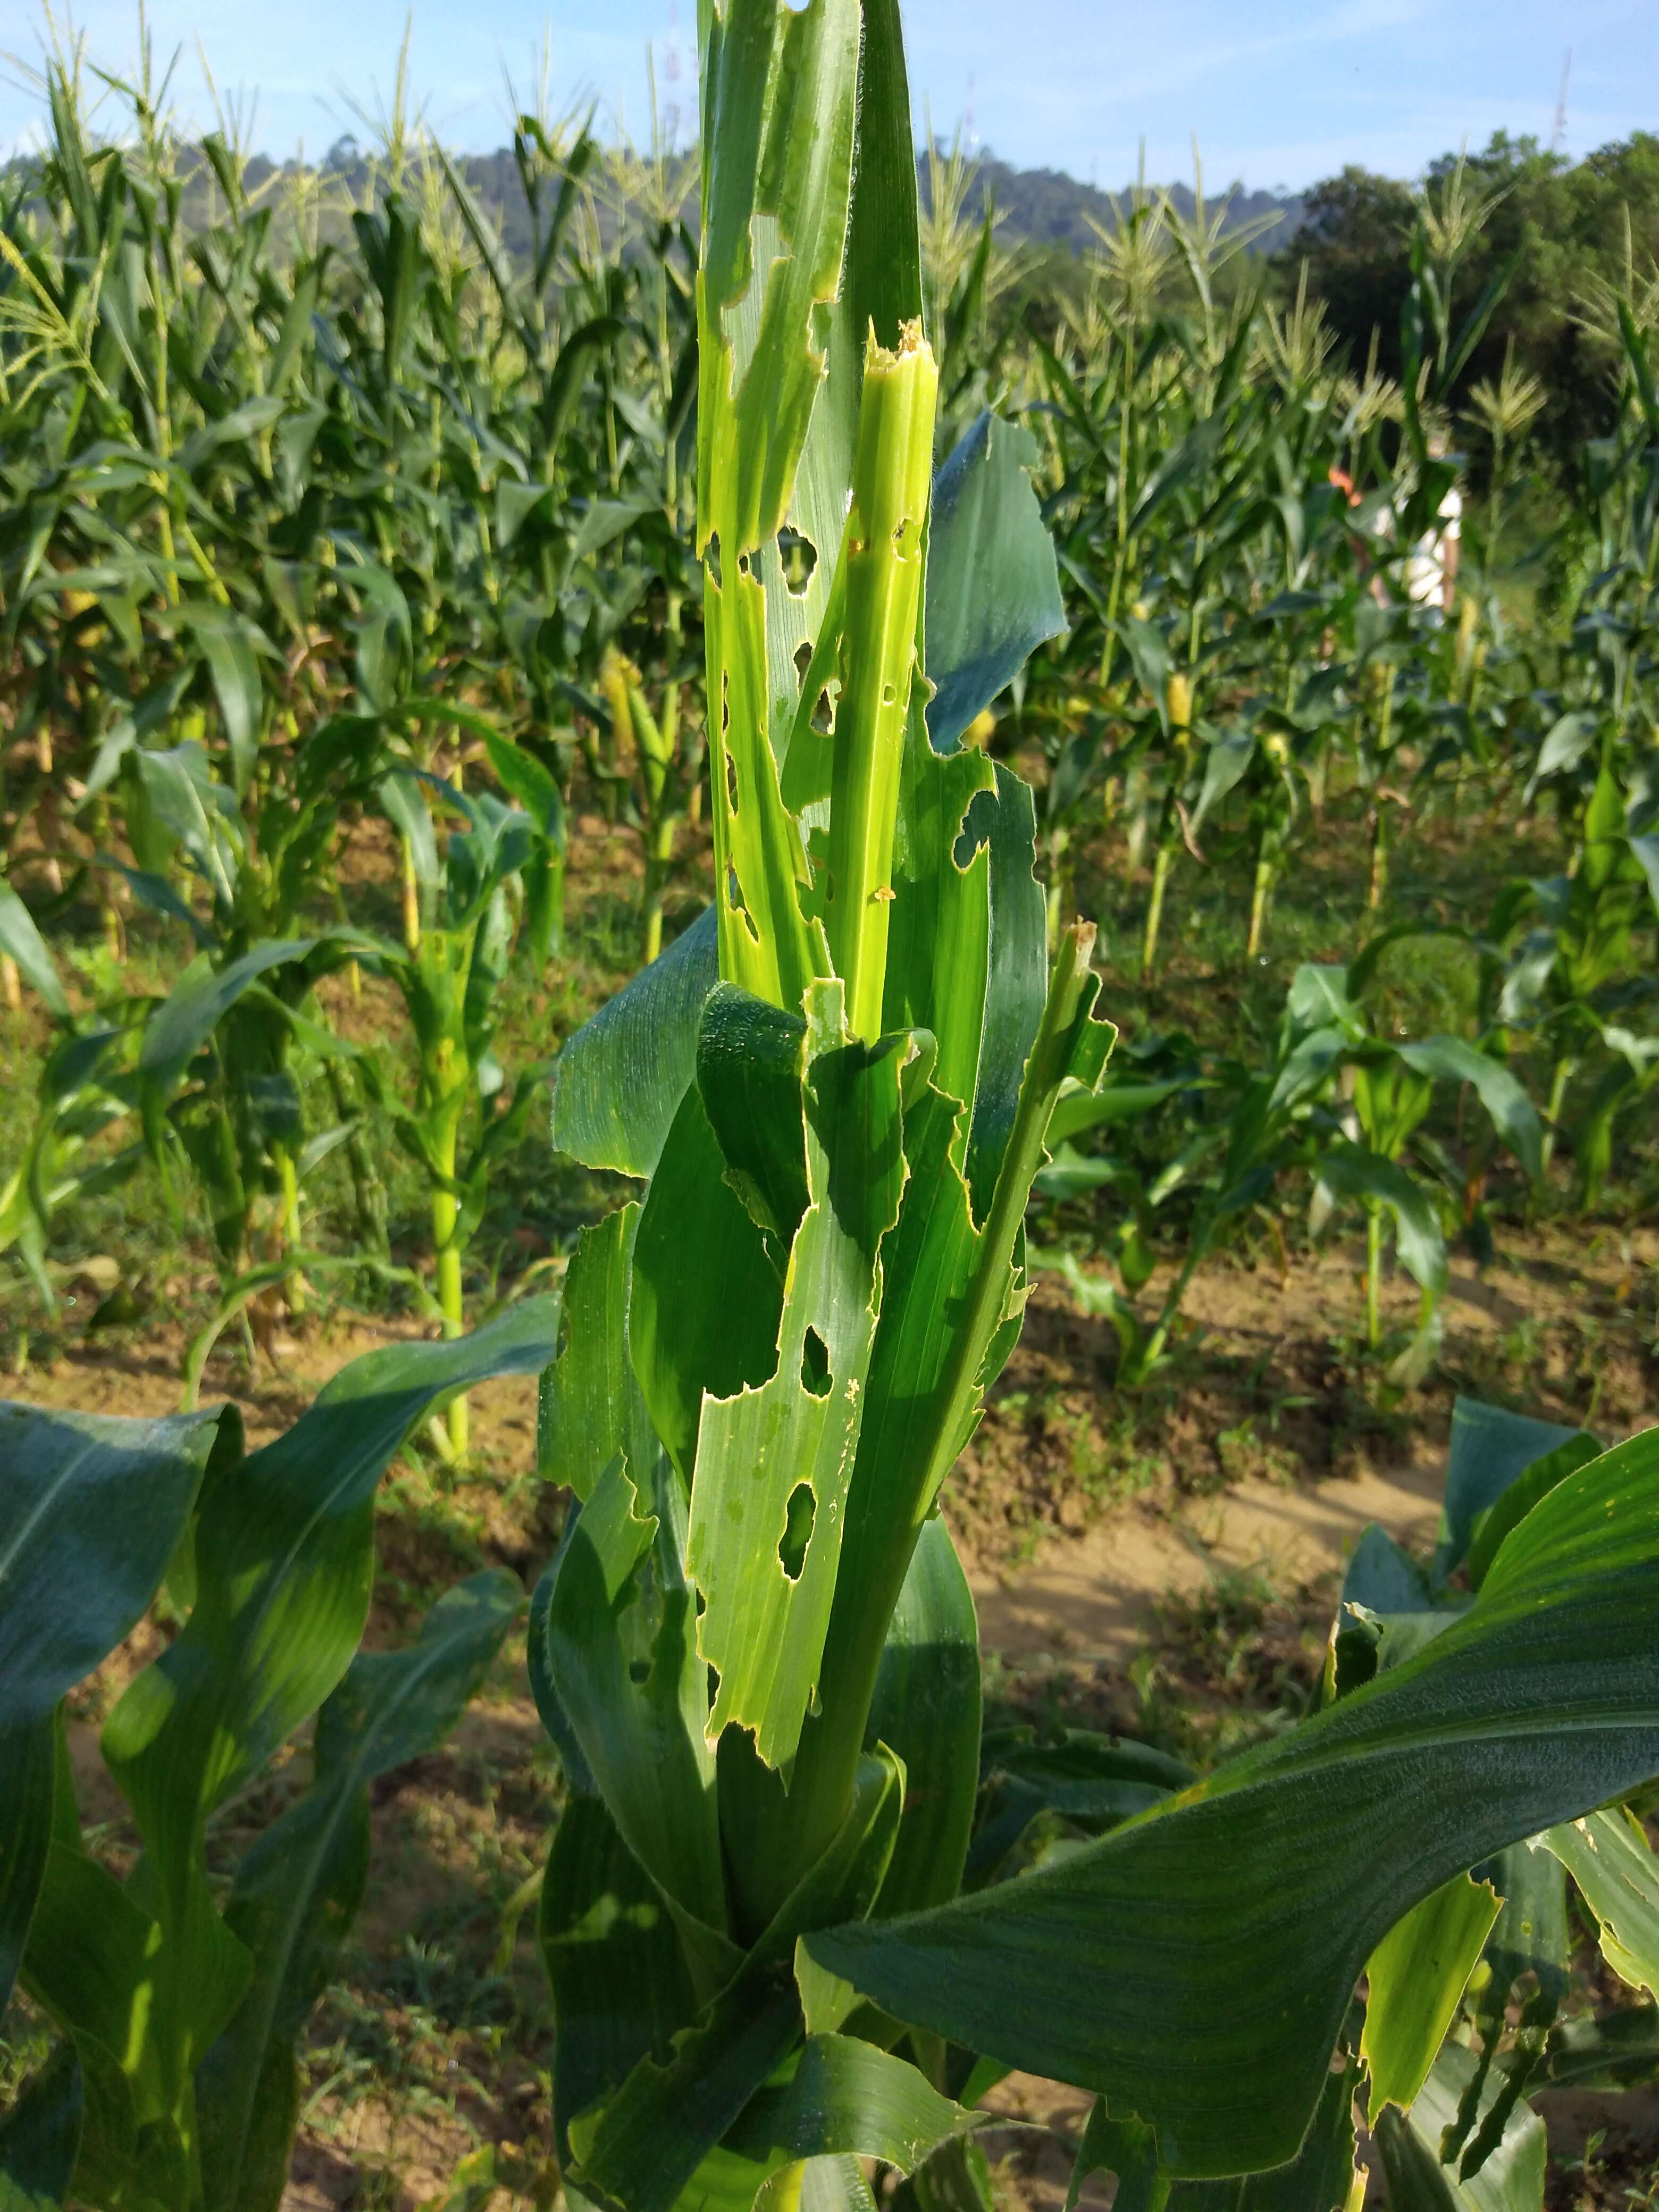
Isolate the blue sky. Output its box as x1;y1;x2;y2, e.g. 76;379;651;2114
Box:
2;0;1653;193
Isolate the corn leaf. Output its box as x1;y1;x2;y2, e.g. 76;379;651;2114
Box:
688;983;908;1770
801;1430;1659;2176
1312;1141;1447;1300
539;1792;699;2163
1544;2009;1659;2090
924;414;1066;752
23;1808;205;2205
1393;1037;1544;1182
1434;1396;1585;1582
1540;1807;1659;2001
629;1075;786;1486
0;1400;227;2010
571;1747;903;2212
1068;2106;1167;2212
137;939;320;1132
723;2034;974;2166
537;1205;665;1507
549;905;718;1178
867;1518;981;1919
1372;2045;1544;2212
964;767;1048;1217
540;1455;730;1952
1162;2055;1361;2212
182;604;266;794
0;876;70;1019
196;1570;523;2212
1362;1875;1501;2114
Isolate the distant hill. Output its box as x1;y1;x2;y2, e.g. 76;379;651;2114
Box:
933;149;1305;256
438;144;1303;267
3;135;1304;267
443;142;1304;266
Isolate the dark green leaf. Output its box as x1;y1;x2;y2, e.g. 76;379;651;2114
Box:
1434;1396;1585;1583
1068;2104;1168;2212
924;414;1065;752
1392;1038;1542;1183
1313;1142;1447;1301
539;1793;698;2163
550;906;717;1178
138;941;318;1130
98;1304;559;2131
630;1078;784;1487
540;1455;728;1949
869;1519;981;1918
537;1206;664;1508
0;1401;225;1728
1163;2055;1360;2212
725;2036;974;2167
802;1432;1659;2176
1544;2008;1659;2090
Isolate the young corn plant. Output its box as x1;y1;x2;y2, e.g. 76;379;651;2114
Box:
515;6;1659;2207
0;1305;560;2212
377;733;563;1453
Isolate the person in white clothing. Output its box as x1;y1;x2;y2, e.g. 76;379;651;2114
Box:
1405;433;1461;615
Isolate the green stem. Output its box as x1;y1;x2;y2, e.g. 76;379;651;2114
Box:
1368;801;1388;911
1541;1054;1575;1177
642;811;677;965
1142;837;1174;978
1365;1204;1383;1352
432;1117;467;1456
1246;826;1277;959
824;328;939;1040
1132;1236;1206;1384
276;1144;306;1318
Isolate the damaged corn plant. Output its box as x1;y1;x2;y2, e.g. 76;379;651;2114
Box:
527;2;1659;2206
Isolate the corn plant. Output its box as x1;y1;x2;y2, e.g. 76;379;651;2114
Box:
499;7;1659;2207
0;1303;560;2212
1296;952;1541;1377
375;732;563;1453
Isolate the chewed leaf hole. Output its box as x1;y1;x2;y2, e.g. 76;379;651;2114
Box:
727;866;760;945
794;640;814;677
778;527;818;597
800;1326;831;1397
726;750;739;811
952;784;998;874
629;1657;651;1685
893;515;923;558
779;1481;816;1580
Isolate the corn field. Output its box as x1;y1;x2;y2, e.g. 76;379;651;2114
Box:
3;7;1659;2210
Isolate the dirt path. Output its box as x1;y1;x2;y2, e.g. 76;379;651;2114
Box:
967;1448;1444;1661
